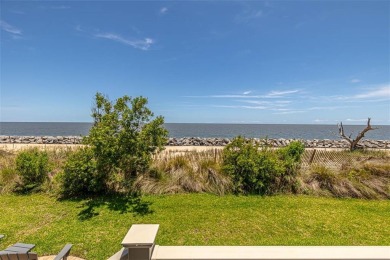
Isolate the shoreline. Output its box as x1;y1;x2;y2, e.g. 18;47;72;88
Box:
1;144;390;153
1;135;390;150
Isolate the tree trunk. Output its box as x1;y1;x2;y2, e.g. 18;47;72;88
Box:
337;118;378;151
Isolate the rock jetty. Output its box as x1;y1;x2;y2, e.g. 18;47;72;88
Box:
0;136;389;149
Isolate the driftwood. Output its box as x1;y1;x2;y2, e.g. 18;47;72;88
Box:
338;118;378;151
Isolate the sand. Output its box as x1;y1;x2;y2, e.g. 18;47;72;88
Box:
1;143;388;154
0;143;222;152
38;256;84;260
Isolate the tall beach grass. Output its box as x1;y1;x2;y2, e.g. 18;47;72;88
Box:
1;147;389;199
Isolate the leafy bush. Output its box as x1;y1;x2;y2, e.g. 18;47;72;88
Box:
276;141;305;192
61;147;103;196
15;148;50;192
222;137;281;194
82;93;168;193
278;141;305;163
222;137;304;194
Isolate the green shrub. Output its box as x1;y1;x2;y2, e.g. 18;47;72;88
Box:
61;147;104;196
278;141;305;163
276;141;305;192
83;93;168;193
222;137;305;195
15;148;50;192
222;137;281;194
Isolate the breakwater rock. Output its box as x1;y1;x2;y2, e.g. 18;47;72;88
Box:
167;137;390;149
0;135;83;144
1;136;389;149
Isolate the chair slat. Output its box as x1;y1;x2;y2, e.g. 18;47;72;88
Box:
53;244;73;260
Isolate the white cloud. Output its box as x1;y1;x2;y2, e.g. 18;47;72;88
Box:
273;110;305;115
236;9;263;23
351;79;361;83
9;10;25;15
0;20;22;35
212;105;268;110
309;106;348;110
191;94;258;98
40;5;70;10
346;118;368;122
240;100;290;106
75;25;83;32
267;89;300;96
160;7;168;14
95;33;154;50
314;84;390;102
243;91;251;95
314;119;328;123
50;5;70;10
353;85;390;99
241;100;271;105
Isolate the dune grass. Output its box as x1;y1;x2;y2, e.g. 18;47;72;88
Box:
1;148;389;198
0;193;389;260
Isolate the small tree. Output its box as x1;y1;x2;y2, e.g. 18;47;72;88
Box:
338;117;378;151
83;93;168;189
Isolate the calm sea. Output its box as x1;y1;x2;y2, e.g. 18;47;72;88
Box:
0;122;389;140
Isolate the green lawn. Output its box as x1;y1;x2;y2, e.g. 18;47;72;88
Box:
0;194;389;259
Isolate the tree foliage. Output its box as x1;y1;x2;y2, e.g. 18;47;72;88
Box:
62;93;168;195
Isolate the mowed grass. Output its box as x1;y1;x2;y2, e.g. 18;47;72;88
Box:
0;194;389;259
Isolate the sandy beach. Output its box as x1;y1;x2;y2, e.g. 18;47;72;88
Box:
0;143;225;152
2;143;388;154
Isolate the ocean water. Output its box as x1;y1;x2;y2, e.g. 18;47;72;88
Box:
0;122;389;140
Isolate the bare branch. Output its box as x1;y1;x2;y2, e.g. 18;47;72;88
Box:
337;122;352;144
354;117;378;144
338;117;378;151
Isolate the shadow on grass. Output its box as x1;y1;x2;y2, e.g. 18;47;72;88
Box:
60;194;154;221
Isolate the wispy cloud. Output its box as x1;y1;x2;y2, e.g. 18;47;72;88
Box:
273;110;305;115
313;119;341;124
0;20;22;35
186;89;301;99
240;100;291;106
350;79;361;83
95;33;154;50
267;89;300;96
160;7;168;14
9;10;25;15
50;5;70;10
40;5;70;10
235;9;264;23
353;85;390;99
75;25;83;32
346;118;369;122
212;105;268;110
309;106;351;110
185;88;304;114
314;84;390;102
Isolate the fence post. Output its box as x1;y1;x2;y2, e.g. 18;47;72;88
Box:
309;149;316;164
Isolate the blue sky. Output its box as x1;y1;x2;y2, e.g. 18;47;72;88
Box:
1;1;389;124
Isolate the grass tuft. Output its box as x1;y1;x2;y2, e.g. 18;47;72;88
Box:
135;150;231;195
301;150;390;199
